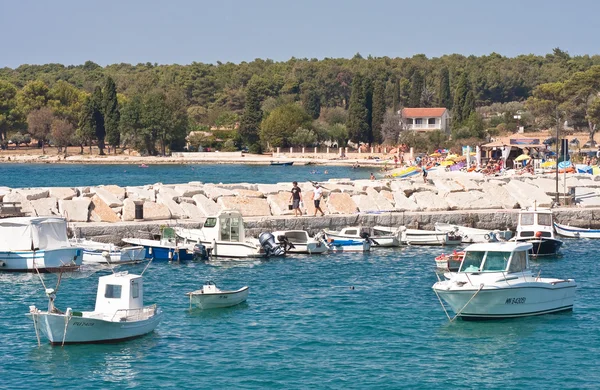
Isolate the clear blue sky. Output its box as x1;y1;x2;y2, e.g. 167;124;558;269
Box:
1;0;599;68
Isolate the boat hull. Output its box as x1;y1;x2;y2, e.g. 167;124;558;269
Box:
435;223;513;244
404;230;460;246
82;246;146;265
285;242;329;254
31;309;163;344
515;238;562;256
433;282;576;320
0;247;83;272
189;287;249;309
554;222;600;239
327;240;371;253
325;232;399;247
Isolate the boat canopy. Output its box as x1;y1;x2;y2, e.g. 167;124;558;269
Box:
201;210;247;242
0;217;69;251
95;272;144;313
459;242;532;273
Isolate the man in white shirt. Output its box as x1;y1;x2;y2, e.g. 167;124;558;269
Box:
313;184;325;216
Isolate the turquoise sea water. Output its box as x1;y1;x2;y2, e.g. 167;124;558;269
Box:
1;239;599;389
0;164;373;188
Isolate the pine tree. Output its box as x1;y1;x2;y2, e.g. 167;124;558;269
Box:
438;67;452;109
91;86;106;155
102;76;120;153
371;77;386;145
409;71;424;107
347;74;369;143
239;79;263;152
392;78;400;113
302;88;321;120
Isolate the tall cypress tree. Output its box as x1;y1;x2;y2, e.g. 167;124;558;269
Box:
452;73;469;128
462;90;475;121
239;79;263;152
371;77;386;145
91;86;106;155
438;67;452;109
347;74;369;143
103;76;120;153
409;71;424;107
392;78;400;113
302;88;321;120
364;77;373;144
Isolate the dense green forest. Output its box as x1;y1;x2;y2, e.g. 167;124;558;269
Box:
1;48;600;154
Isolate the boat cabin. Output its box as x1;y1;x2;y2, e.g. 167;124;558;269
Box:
202;210;247;243
95;272;144;313
516;207;556;240
458;242;533;273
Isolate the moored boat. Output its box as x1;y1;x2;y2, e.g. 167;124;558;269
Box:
122;227;196;261
323;227;400;247
434;222;513;244
314;231;371;252
403;228;461;246
272;230;329;254
187;281;249;309
270;161;294;166
513;206;563;256
432;242;576;320
0;217;83;272
554;221;600;239
28;271;162;345
71;238;145;264
434;251;465;272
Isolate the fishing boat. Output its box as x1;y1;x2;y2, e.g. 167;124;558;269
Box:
270;161;294;166
122;227;195;261
28;271;162;345
554;221;600;239
404;228;462;246
322;227;401;247
0;217;83;272
434;222;513;244
71;238;145;265
174;210;285;258
513;206;563;256
314;231;371;253
432;242;576;320
434;251;465;272
272;230;329;254
186;281;249;309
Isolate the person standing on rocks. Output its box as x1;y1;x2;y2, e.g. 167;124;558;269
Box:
313;184;325;216
290;181;302;216
422;166;428;183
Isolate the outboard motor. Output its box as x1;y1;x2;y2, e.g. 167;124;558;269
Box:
192;243;209;261
259;232;286;257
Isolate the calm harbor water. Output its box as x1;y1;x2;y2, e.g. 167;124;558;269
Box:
0;163;373;188
1;239;599;389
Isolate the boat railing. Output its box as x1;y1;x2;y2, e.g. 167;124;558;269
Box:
111;304;157;322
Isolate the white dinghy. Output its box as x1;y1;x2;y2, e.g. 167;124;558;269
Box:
432;242;576;321
554;221;600;239
272;230;329;254
28;270;162;345
187;281;249;309
71;238;145;265
434;222;513;244
314;231;371;253
323;227;401;247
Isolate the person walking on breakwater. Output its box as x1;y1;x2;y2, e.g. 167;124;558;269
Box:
422;166;428;183
313;184;325;216
290;181;302;216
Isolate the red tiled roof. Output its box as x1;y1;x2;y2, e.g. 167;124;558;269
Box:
402;108;447;117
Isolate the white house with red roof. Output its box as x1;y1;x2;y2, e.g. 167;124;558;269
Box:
399;107;451;134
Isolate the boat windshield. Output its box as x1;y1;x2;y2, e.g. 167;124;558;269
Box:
481;251;510;272
538;213;552;226
520;213;534;225
508;250;527;273
460;251;485;272
204;218;217;228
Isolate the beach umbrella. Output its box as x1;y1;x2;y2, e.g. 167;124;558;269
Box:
451;156;466;162
440;160;455;167
429;152;442;157
514;154;531;162
445;154;459;160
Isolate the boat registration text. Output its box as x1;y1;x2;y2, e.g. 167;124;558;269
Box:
505;297;526;304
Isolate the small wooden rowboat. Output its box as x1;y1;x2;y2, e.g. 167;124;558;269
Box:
434;251;465;272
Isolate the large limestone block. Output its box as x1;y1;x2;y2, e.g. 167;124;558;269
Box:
122;199;137;221
352;195;380;213
267;192;295;216
0;187;10;201
452;176;481;191
157;192;187;219
179;202;205;220
392;191;420;211
575;187;600;207
528;177;557;194
256;184;287;195
174;185;205;198
353;180;391;192
89;195;120;223
192;194;222;217
366;188;394;211
478;182;519;209
31;197;59;216
143;202;172;221
217;196;271;217
2;192;35;216
326;192;358;215
156;186;179;201
217;183;259;191
326;184;365;196
101;185;126;201
233;189;265;198
59;198;91;222
505;180;553;208
126;187;156;202
409;191;450;211
444;191;503;210
16;188;49;201
48;187;77;200
381;190;395;205
93;187;123;208
432;178;464;194
202;185;235;201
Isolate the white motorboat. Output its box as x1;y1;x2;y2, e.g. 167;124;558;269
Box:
432;242;576;320
0;217;83;272
314;231;371;253
122;229;196;262
513;206;562;256
272;230;329;254
323;227;400;247
187;281;249;309
174;210;285;258
434;222;513;244
71;238;145;265
434;251;465;272
554;221;600;239
28;271;162;345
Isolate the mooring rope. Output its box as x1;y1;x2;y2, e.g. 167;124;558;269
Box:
450;284;485;322
61;311;72;347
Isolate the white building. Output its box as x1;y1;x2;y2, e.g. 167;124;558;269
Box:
400;108;451;134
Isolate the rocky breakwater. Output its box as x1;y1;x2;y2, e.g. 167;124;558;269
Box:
3;170;600;243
